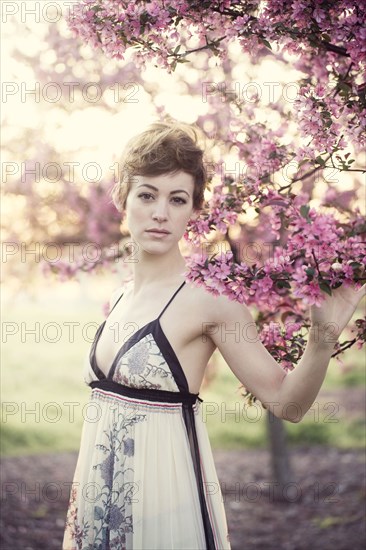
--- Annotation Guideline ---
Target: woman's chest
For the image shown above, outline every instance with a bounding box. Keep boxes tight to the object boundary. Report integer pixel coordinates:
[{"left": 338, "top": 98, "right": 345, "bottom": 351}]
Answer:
[{"left": 94, "top": 310, "right": 216, "bottom": 393}]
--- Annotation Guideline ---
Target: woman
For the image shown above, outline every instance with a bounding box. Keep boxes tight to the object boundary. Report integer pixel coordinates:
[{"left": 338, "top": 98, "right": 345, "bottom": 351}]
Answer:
[{"left": 63, "top": 119, "right": 365, "bottom": 549}]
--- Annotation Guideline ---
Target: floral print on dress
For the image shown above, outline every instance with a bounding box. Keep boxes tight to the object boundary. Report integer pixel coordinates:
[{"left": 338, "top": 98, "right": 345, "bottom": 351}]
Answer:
[
  {"left": 127, "top": 340, "right": 149, "bottom": 375},
  {"left": 64, "top": 485, "right": 91, "bottom": 549},
  {"left": 112, "top": 334, "right": 179, "bottom": 392},
  {"left": 64, "top": 401, "right": 147, "bottom": 549}
]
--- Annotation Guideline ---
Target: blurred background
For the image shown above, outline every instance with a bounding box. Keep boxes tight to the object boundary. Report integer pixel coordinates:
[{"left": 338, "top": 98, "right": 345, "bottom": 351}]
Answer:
[{"left": 1, "top": 2, "right": 365, "bottom": 549}]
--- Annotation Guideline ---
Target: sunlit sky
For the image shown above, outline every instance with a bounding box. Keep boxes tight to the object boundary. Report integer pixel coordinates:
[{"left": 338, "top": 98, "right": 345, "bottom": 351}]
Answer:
[
  {"left": 2, "top": 1, "right": 364, "bottom": 223},
  {"left": 1, "top": 1, "right": 307, "bottom": 170}
]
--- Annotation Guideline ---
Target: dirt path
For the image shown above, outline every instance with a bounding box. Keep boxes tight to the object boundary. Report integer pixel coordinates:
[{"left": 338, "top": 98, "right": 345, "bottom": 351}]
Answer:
[{"left": 1, "top": 445, "right": 365, "bottom": 550}]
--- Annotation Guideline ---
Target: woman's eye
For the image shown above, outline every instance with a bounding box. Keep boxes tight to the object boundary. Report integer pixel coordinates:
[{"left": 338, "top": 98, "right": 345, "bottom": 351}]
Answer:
[
  {"left": 172, "top": 197, "right": 187, "bottom": 204},
  {"left": 138, "top": 193, "right": 154, "bottom": 200}
]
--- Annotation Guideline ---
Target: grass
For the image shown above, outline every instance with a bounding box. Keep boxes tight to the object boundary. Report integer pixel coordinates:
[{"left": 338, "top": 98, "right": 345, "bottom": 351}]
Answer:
[
  {"left": 1, "top": 301, "right": 95, "bottom": 456},
  {"left": 199, "top": 353, "right": 365, "bottom": 451},
  {"left": 1, "top": 299, "right": 365, "bottom": 456}
]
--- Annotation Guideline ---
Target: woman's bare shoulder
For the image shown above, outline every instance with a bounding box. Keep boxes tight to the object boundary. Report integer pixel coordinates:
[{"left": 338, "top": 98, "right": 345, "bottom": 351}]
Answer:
[
  {"left": 184, "top": 280, "right": 251, "bottom": 327},
  {"left": 184, "top": 281, "right": 226, "bottom": 327}
]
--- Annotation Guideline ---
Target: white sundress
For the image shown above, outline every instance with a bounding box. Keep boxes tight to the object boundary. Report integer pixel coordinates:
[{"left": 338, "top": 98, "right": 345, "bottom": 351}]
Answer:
[{"left": 63, "top": 280, "right": 231, "bottom": 549}]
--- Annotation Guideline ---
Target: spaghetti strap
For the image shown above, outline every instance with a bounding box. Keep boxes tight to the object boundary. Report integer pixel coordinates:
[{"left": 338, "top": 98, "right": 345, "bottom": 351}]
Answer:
[
  {"left": 108, "top": 290, "right": 124, "bottom": 315},
  {"left": 157, "top": 280, "right": 186, "bottom": 320},
  {"left": 109, "top": 281, "right": 186, "bottom": 320}
]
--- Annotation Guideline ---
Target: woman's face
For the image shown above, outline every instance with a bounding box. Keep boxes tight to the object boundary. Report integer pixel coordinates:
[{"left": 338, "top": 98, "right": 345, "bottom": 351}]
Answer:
[{"left": 125, "top": 171, "right": 198, "bottom": 252}]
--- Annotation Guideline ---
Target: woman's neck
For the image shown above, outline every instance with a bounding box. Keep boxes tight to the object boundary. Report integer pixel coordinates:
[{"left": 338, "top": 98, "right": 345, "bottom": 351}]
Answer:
[{"left": 130, "top": 249, "right": 187, "bottom": 295}]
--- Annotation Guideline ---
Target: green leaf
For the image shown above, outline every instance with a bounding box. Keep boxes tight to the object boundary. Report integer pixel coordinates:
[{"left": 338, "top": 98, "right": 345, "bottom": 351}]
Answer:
[
  {"left": 305, "top": 267, "right": 315, "bottom": 277},
  {"left": 261, "top": 39, "right": 272, "bottom": 50},
  {"left": 339, "top": 82, "right": 352, "bottom": 93},
  {"left": 319, "top": 281, "right": 332, "bottom": 296},
  {"left": 300, "top": 205, "right": 310, "bottom": 218},
  {"left": 276, "top": 280, "right": 291, "bottom": 289},
  {"left": 315, "top": 156, "right": 326, "bottom": 166}
]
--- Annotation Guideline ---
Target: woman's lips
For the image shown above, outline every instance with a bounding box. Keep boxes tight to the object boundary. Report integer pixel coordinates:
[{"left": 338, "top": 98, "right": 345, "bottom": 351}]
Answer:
[{"left": 145, "top": 230, "right": 170, "bottom": 236}]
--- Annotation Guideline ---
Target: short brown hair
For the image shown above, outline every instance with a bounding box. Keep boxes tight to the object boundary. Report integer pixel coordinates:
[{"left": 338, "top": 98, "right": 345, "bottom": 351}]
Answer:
[{"left": 111, "top": 118, "right": 207, "bottom": 212}]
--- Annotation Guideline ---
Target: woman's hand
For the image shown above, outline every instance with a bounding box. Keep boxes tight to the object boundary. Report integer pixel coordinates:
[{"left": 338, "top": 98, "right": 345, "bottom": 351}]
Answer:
[{"left": 310, "top": 282, "right": 366, "bottom": 341}]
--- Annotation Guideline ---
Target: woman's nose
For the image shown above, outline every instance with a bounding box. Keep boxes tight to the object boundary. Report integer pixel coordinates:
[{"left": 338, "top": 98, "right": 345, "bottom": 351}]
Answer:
[
  {"left": 153, "top": 216, "right": 167, "bottom": 223},
  {"left": 152, "top": 201, "right": 168, "bottom": 221}
]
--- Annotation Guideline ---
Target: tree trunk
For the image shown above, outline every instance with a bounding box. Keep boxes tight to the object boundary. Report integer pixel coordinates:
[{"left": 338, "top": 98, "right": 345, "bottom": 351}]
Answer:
[{"left": 266, "top": 411, "right": 298, "bottom": 502}]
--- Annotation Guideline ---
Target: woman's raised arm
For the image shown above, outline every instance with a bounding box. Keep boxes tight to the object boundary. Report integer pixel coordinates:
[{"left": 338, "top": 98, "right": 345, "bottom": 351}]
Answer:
[{"left": 206, "top": 283, "right": 366, "bottom": 423}]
